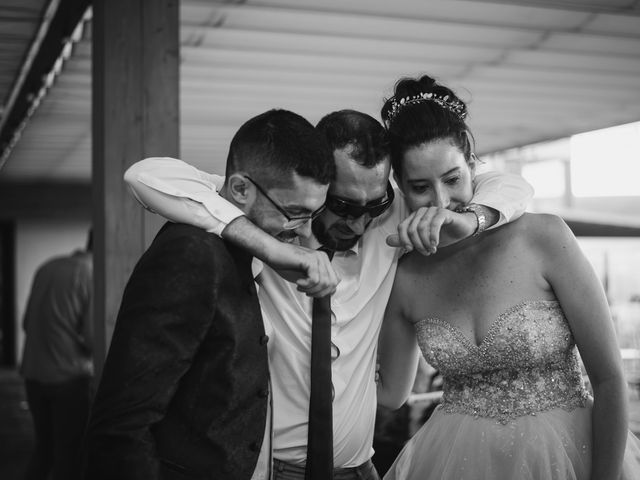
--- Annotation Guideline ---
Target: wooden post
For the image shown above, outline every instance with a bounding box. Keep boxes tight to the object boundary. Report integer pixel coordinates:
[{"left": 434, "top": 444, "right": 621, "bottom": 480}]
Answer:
[{"left": 92, "top": 0, "right": 179, "bottom": 379}]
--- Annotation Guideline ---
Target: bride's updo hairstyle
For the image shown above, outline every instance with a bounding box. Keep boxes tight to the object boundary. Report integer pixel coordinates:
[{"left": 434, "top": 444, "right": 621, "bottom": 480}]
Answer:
[{"left": 381, "top": 75, "right": 474, "bottom": 180}]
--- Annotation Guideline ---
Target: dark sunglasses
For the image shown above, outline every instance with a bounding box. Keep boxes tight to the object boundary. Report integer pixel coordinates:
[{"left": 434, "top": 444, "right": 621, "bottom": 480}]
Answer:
[{"left": 325, "top": 182, "right": 395, "bottom": 219}]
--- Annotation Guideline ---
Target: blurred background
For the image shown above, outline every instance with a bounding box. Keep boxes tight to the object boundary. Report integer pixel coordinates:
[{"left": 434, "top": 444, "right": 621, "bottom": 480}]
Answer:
[{"left": 0, "top": 0, "right": 639, "bottom": 477}]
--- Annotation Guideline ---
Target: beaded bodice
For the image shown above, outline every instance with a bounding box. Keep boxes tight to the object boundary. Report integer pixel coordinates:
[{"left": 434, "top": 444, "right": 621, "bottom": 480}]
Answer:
[{"left": 415, "top": 300, "right": 589, "bottom": 424}]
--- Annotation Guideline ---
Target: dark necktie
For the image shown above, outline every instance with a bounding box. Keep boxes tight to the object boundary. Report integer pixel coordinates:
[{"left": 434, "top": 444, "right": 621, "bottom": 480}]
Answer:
[{"left": 305, "top": 248, "right": 334, "bottom": 480}]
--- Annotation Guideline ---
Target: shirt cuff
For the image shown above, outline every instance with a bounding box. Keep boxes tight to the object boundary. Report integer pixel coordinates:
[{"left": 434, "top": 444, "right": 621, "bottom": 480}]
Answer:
[{"left": 195, "top": 194, "right": 244, "bottom": 236}]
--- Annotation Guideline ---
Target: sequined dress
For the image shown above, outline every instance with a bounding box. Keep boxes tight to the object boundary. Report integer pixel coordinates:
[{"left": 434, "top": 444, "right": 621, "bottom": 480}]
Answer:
[{"left": 384, "top": 300, "right": 640, "bottom": 480}]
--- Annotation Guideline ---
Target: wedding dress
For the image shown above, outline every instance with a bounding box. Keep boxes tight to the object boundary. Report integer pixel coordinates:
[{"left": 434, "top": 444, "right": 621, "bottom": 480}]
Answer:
[{"left": 384, "top": 300, "right": 640, "bottom": 479}]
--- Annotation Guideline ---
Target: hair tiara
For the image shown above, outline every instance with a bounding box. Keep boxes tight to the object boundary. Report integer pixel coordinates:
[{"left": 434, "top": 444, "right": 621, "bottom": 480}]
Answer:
[{"left": 386, "top": 92, "right": 467, "bottom": 125}]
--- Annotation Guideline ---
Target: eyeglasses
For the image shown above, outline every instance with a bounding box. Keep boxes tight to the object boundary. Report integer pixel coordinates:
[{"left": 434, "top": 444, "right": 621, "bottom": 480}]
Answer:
[
  {"left": 245, "top": 176, "right": 326, "bottom": 230},
  {"left": 325, "top": 182, "right": 395, "bottom": 219}
]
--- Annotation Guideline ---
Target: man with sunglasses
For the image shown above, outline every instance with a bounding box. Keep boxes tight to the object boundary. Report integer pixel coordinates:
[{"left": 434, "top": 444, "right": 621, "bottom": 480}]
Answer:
[
  {"left": 124, "top": 110, "right": 533, "bottom": 479},
  {"left": 85, "top": 110, "right": 336, "bottom": 480}
]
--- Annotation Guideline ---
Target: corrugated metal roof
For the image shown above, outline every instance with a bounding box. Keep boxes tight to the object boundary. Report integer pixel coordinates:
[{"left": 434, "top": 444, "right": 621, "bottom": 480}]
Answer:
[{"left": 1, "top": 0, "right": 639, "bottom": 182}]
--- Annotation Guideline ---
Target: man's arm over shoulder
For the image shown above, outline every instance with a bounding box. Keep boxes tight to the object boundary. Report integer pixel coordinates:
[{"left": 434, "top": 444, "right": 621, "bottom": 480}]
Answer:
[
  {"left": 472, "top": 171, "right": 534, "bottom": 227},
  {"left": 84, "top": 225, "right": 220, "bottom": 479},
  {"left": 124, "top": 158, "right": 339, "bottom": 297},
  {"left": 124, "top": 157, "right": 239, "bottom": 235},
  {"left": 125, "top": 157, "right": 277, "bottom": 251},
  {"left": 387, "top": 172, "right": 533, "bottom": 254}
]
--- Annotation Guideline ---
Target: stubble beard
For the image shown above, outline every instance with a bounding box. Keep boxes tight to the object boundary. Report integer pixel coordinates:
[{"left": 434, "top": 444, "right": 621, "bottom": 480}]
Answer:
[{"left": 312, "top": 218, "right": 361, "bottom": 251}]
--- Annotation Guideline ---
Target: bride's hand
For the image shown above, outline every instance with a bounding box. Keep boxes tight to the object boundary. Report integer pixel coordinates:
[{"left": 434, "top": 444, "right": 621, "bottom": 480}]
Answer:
[{"left": 385, "top": 207, "right": 477, "bottom": 255}]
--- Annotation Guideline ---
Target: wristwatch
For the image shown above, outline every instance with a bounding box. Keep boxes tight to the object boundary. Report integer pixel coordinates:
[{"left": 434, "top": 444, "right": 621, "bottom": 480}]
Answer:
[{"left": 456, "top": 204, "right": 486, "bottom": 237}]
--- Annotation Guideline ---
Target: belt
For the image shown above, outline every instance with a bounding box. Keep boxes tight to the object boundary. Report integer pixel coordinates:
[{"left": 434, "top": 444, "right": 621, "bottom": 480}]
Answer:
[{"left": 273, "top": 458, "right": 376, "bottom": 478}]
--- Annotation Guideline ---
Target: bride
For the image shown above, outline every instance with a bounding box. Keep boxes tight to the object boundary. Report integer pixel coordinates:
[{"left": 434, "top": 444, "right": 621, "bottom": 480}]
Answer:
[{"left": 376, "top": 74, "right": 640, "bottom": 479}]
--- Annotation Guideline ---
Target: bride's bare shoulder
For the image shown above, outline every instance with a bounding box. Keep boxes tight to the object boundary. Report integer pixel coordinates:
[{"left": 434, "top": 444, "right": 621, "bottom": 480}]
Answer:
[{"left": 510, "top": 212, "right": 574, "bottom": 250}]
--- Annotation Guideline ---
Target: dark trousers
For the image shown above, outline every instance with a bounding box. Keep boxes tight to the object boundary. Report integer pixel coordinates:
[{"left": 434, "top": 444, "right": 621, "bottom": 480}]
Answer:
[
  {"left": 273, "top": 459, "right": 380, "bottom": 480},
  {"left": 24, "top": 377, "right": 92, "bottom": 480}
]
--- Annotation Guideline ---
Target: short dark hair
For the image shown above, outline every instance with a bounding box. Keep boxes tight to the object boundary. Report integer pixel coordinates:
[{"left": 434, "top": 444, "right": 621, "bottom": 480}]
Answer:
[
  {"left": 225, "top": 109, "right": 335, "bottom": 187},
  {"left": 316, "top": 110, "right": 389, "bottom": 168}
]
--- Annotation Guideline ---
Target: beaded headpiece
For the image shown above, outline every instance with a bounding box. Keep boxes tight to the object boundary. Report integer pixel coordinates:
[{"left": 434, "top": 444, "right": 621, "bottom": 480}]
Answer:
[{"left": 386, "top": 92, "right": 467, "bottom": 125}]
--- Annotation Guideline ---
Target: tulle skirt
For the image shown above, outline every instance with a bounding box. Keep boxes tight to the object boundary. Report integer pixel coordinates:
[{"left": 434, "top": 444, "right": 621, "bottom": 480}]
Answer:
[{"left": 384, "top": 403, "right": 640, "bottom": 480}]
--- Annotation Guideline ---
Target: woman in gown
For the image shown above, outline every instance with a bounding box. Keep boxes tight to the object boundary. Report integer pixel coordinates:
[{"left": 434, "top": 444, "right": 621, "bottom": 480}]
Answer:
[{"left": 376, "top": 74, "right": 640, "bottom": 480}]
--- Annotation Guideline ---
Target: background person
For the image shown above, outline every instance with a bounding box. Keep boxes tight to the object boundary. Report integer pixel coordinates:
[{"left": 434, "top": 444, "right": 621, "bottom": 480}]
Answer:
[{"left": 21, "top": 229, "right": 93, "bottom": 480}]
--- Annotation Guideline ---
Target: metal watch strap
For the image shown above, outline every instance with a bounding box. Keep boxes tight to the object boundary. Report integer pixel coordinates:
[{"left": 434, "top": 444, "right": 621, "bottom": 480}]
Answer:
[{"left": 459, "top": 204, "right": 486, "bottom": 237}]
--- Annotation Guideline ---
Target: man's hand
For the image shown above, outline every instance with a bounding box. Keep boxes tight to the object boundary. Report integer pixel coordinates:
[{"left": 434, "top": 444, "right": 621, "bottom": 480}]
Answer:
[
  {"left": 386, "top": 207, "right": 477, "bottom": 255},
  {"left": 265, "top": 243, "right": 340, "bottom": 298},
  {"left": 222, "top": 217, "right": 339, "bottom": 297}
]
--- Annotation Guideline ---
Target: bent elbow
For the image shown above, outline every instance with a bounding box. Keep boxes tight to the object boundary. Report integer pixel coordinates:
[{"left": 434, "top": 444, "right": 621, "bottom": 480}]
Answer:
[{"left": 377, "top": 388, "right": 409, "bottom": 410}]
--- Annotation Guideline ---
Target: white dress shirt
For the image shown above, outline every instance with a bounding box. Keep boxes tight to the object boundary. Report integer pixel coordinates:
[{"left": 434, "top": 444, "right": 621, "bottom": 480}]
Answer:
[{"left": 124, "top": 158, "right": 533, "bottom": 468}]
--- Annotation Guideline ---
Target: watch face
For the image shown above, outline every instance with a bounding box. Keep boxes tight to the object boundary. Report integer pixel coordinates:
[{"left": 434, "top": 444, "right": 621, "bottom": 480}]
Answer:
[{"left": 456, "top": 204, "right": 486, "bottom": 235}]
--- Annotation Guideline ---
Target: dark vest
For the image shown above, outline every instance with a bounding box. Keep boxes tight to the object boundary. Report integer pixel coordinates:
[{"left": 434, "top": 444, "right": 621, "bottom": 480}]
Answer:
[{"left": 86, "top": 223, "right": 269, "bottom": 480}]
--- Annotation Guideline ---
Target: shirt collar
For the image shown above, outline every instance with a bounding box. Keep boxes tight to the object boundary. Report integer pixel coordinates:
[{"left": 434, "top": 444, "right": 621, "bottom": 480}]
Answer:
[
  {"left": 251, "top": 258, "right": 264, "bottom": 280},
  {"left": 340, "top": 241, "right": 360, "bottom": 257},
  {"left": 301, "top": 234, "right": 361, "bottom": 257}
]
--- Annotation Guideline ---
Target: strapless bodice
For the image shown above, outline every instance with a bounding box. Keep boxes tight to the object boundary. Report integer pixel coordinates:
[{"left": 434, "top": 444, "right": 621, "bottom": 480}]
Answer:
[{"left": 415, "top": 300, "right": 589, "bottom": 424}]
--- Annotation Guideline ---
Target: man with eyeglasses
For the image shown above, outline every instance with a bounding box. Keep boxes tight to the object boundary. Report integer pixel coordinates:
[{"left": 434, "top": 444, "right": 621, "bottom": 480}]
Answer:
[
  {"left": 124, "top": 109, "right": 533, "bottom": 479},
  {"left": 243, "top": 175, "right": 327, "bottom": 243},
  {"left": 84, "top": 110, "right": 337, "bottom": 480}
]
